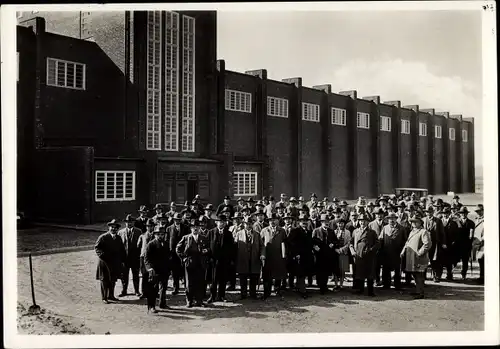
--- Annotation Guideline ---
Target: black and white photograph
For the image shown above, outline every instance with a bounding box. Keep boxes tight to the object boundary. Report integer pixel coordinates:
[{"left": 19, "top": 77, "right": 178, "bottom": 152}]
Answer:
[{"left": 2, "top": 1, "right": 498, "bottom": 347}]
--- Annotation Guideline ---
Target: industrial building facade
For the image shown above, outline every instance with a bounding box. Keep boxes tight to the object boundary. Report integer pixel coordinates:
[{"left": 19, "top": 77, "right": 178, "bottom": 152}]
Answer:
[{"left": 16, "top": 11, "right": 475, "bottom": 224}]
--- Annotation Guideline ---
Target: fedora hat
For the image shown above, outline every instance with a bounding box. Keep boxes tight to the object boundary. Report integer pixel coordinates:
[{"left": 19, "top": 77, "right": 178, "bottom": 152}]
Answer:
[
  {"left": 319, "top": 214, "right": 329, "bottom": 222},
  {"left": 283, "top": 212, "right": 294, "bottom": 220},
  {"left": 214, "top": 214, "right": 228, "bottom": 221},
  {"left": 255, "top": 200, "right": 265, "bottom": 207},
  {"left": 269, "top": 196, "right": 275, "bottom": 201},
  {"left": 146, "top": 218, "right": 156, "bottom": 227},
  {"left": 243, "top": 216, "right": 254, "bottom": 224},
  {"left": 386, "top": 212, "right": 398, "bottom": 220},
  {"left": 442, "top": 207, "right": 452, "bottom": 214},
  {"left": 124, "top": 214, "right": 135, "bottom": 223},
  {"left": 246, "top": 197, "right": 255, "bottom": 203},
  {"left": 297, "top": 213, "right": 309, "bottom": 221},
  {"left": 339, "top": 200, "right": 348, "bottom": 206},
  {"left": 198, "top": 216, "right": 208, "bottom": 224},
  {"left": 298, "top": 196, "right": 305, "bottom": 202},
  {"left": 233, "top": 212, "right": 243, "bottom": 219},
  {"left": 458, "top": 206, "right": 469, "bottom": 214},
  {"left": 289, "top": 197, "right": 298, "bottom": 203},
  {"left": 367, "top": 202, "right": 376, "bottom": 207},
  {"left": 153, "top": 226, "right": 166, "bottom": 234},
  {"left": 156, "top": 213, "right": 168, "bottom": 221},
  {"left": 224, "top": 195, "right": 231, "bottom": 200},
  {"left": 154, "top": 204, "right": 163, "bottom": 210},
  {"left": 409, "top": 215, "right": 424, "bottom": 224},
  {"left": 310, "top": 193, "right": 317, "bottom": 198},
  {"left": 253, "top": 208, "right": 266, "bottom": 216},
  {"left": 204, "top": 204, "right": 214, "bottom": 210},
  {"left": 424, "top": 205, "right": 435, "bottom": 212},
  {"left": 138, "top": 205, "right": 148, "bottom": 213},
  {"left": 373, "top": 207, "right": 385, "bottom": 215},
  {"left": 269, "top": 213, "right": 280, "bottom": 220},
  {"left": 107, "top": 219, "right": 120, "bottom": 228},
  {"left": 357, "top": 214, "right": 369, "bottom": 221},
  {"left": 189, "top": 219, "right": 200, "bottom": 227},
  {"left": 474, "top": 204, "right": 484, "bottom": 212},
  {"left": 237, "top": 197, "right": 244, "bottom": 202},
  {"left": 170, "top": 201, "right": 176, "bottom": 207},
  {"left": 173, "top": 212, "right": 183, "bottom": 220}
]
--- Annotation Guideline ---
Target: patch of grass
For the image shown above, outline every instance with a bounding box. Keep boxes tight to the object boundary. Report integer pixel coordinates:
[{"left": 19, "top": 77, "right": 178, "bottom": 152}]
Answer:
[{"left": 17, "top": 228, "right": 101, "bottom": 253}]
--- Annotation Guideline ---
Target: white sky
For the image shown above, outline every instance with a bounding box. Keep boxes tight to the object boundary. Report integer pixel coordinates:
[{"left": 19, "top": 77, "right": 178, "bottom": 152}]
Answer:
[{"left": 217, "top": 10, "right": 483, "bottom": 166}]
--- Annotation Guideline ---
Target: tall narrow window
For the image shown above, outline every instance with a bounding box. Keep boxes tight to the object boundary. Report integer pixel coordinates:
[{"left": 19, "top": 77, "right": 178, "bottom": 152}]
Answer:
[
  {"left": 356, "top": 112, "right": 370, "bottom": 129},
  {"left": 165, "top": 11, "right": 180, "bottom": 151},
  {"left": 146, "top": 11, "right": 162, "bottom": 150},
  {"left": 331, "top": 107, "right": 346, "bottom": 126},
  {"left": 401, "top": 119, "right": 411, "bottom": 134},
  {"left": 80, "top": 11, "right": 92, "bottom": 40},
  {"left": 462, "top": 129, "right": 468, "bottom": 142},
  {"left": 419, "top": 122, "right": 427, "bottom": 136},
  {"left": 434, "top": 125, "right": 442, "bottom": 139},
  {"left": 380, "top": 115, "right": 391, "bottom": 132},
  {"left": 129, "top": 11, "right": 134, "bottom": 83},
  {"left": 181, "top": 15, "right": 195, "bottom": 152},
  {"left": 449, "top": 128, "right": 456, "bottom": 141}
]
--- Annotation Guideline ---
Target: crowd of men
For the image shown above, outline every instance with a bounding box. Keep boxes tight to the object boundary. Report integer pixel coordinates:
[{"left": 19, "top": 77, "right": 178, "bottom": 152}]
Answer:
[{"left": 94, "top": 192, "right": 485, "bottom": 313}]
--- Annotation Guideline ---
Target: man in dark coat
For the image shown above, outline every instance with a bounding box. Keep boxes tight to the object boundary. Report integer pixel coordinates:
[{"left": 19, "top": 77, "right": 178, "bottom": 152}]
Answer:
[
  {"left": 95, "top": 219, "right": 126, "bottom": 304},
  {"left": 166, "top": 202, "right": 177, "bottom": 225},
  {"left": 135, "top": 206, "right": 149, "bottom": 233},
  {"left": 423, "top": 206, "right": 446, "bottom": 282},
  {"left": 252, "top": 208, "right": 268, "bottom": 235},
  {"left": 287, "top": 214, "right": 311, "bottom": 298},
  {"left": 312, "top": 214, "right": 337, "bottom": 294},
  {"left": 118, "top": 214, "right": 143, "bottom": 297},
  {"left": 441, "top": 207, "right": 460, "bottom": 280},
  {"left": 176, "top": 219, "right": 211, "bottom": 307},
  {"left": 207, "top": 215, "right": 236, "bottom": 303},
  {"left": 152, "top": 204, "right": 164, "bottom": 225},
  {"left": 454, "top": 206, "right": 475, "bottom": 280},
  {"left": 281, "top": 213, "right": 295, "bottom": 290},
  {"left": 368, "top": 208, "right": 386, "bottom": 286},
  {"left": 203, "top": 204, "right": 217, "bottom": 231},
  {"left": 379, "top": 212, "right": 407, "bottom": 290},
  {"left": 168, "top": 213, "right": 189, "bottom": 295},
  {"left": 144, "top": 226, "right": 172, "bottom": 313},
  {"left": 137, "top": 219, "right": 156, "bottom": 299},
  {"left": 350, "top": 214, "right": 381, "bottom": 296}
]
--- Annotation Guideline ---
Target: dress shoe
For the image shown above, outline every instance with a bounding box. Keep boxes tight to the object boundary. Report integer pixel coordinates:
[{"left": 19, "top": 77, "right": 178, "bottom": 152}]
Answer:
[
  {"left": 187, "top": 302, "right": 193, "bottom": 308},
  {"left": 109, "top": 296, "right": 119, "bottom": 302},
  {"left": 118, "top": 292, "right": 127, "bottom": 297},
  {"left": 159, "top": 304, "right": 169, "bottom": 309},
  {"left": 376, "top": 281, "right": 383, "bottom": 287},
  {"left": 102, "top": 299, "right": 109, "bottom": 304},
  {"left": 135, "top": 292, "right": 142, "bottom": 297},
  {"left": 148, "top": 307, "right": 158, "bottom": 314},
  {"left": 172, "top": 289, "right": 179, "bottom": 295},
  {"left": 207, "top": 297, "right": 214, "bottom": 304}
]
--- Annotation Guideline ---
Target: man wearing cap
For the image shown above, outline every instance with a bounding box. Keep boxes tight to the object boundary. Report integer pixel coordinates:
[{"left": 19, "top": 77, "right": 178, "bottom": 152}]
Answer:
[
  {"left": 423, "top": 206, "right": 446, "bottom": 282},
  {"left": 312, "top": 214, "right": 338, "bottom": 294},
  {"left": 472, "top": 205, "right": 484, "bottom": 284},
  {"left": 203, "top": 204, "right": 216, "bottom": 231},
  {"left": 137, "top": 219, "right": 156, "bottom": 299},
  {"left": 207, "top": 215, "right": 236, "bottom": 303},
  {"left": 260, "top": 213, "right": 288, "bottom": 299},
  {"left": 216, "top": 196, "right": 235, "bottom": 218},
  {"left": 144, "top": 226, "right": 172, "bottom": 313},
  {"left": 441, "top": 207, "right": 460, "bottom": 281},
  {"left": 379, "top": 212, "right": 407, "bottom": 290},
  {"left": 95, "top": 220, "right": 127, "bottom": 304},
  {"left": 234, "top": 215, "right": 265, "bottom": 300},
  {"left": 168, "top": 213, "right": 189, "bottom": 295},
  {"left": 401, "top": 214, "right": 432, "bottom": 299},
  {"left": 135, "top": 206, "right": 149, "bottom": 233},
  {"left": 152, "top": 204, "right": 164, "bottom": 225},
  {"left": 350, "top": 214, "right": 380, "bottom": 296},
  {"left": 176, "top": 219, "right": 211, "bottom": 307},
  {"left": 118, "top": 214, "right": 143, "bottom": 297},
  {"left": 369, "top": 208, "right": 387, "bottom": 287}
]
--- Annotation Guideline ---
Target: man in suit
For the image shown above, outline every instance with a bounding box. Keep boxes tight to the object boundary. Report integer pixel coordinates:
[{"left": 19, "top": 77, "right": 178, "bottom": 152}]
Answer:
[
  {"left": 207, "top": 215, "right": 236, "bottom": 303},
  {"left": 368, "top": 208, "right": 386, "bottom": 286},
  {"left": 339, "top": 201, "right": 350, "bottom": 222},
  {"left": 202, "top": 204, "right": 216, "bottom": 231},
  {"left": 472, "top": 205, "right": 484, "bottom": 284},
  {"left": 95, "top": 219, "right": 126, "bottom": 304},
  {"left": 135, "top": 206, "right": 149, "bottom": 233},
  {"left": 176, "top": 219, "right": 211, "bottom": 307},
  {"left": 346, "top": 211, "right": 360, "bottom": 233},
  {"left": 379, "top": 212, "right": 407, "bottom": 290},
  {"left": 265, "top": 196, "right": 276, "bottom": 219},
  {"left": 168, "top": 213, "right": 189, "bottom": 295},
  {"left": 252, "top": 208, "right": 268, "bottom": 234},
  {"left": 423, "top": 206, "right": 446, "bottom": 282},
  {"left": 281, "top": 213, "right": 295, "bottom": 290},
  {"left": 287, "top": 197, "right": 300, "bottom": 219},
  {"left": 227, "top": 212, "right": 243, "bottom": 291},
  {"left": 152, "top": 204, "right": 164, "bottom": 225},
  {"left": 144, "top": 226, "right": 172, "bottom": 313},
  {"left": 441, "top": 207, "right": 460, "bottom": 281},
  {"left": 118, "top": 214, "right": 143, "bottom": 297},
  {"left": 287, "top": 214, "right": 311, "bottom": 298},
  {"left": 137, "top": 219, "right": 156, "bottom": 299},
  {"left": 312, "top": 214, "right": 337, "bottom": 294},
  {"left": 166, "top": 202, "right": 177, "bottom": 225},
  {"left": 350, "top": 214, "right": 381, "bottom": 296},
  {"left": 216, "top": 196, "right": 235, "bottom": 218},
  {"left": 234, "top": 198, "right": 246, "bottom": 213},
  {"left": 454, "top": 206, "right": 475, "bottom": 280},
  {"left": 306, "top": 193, "right": 319, "bottom": 211}
]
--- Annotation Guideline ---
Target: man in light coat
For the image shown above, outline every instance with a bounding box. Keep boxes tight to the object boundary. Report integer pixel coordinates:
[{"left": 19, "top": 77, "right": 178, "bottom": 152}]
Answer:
[
  {"left": 118, "top": 214, "right": 143, "bottom": 297},
  {"left": 401, "top": 214, "right": 432, "bottom": 299},
  {"left": 472, "top": 205, "right": 484, "bottom": 284}
]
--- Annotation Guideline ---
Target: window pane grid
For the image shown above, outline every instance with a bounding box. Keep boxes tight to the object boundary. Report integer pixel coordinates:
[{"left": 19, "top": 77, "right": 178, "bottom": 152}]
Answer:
[
  {"left": 356, "top": 112, "right": 370, "bottom": 129},
  {"left": 181, "top": 15, "right": 195, "bottom": 152},
  {"left": 401, "top": 119, "right": 411, "bottom": 134},
  {"left": 146, "top": 11, "right": 162, "bottom": 150},
  {"left": 380, "top": 115, "right": 391, "bottom": 132},
  {"left": 267, "top": 96, "right": 289, "bottom": 118},
  {"left": 331, "top": 108, "right": 346, "bottom": 126},
  {"left": 164, "top": 11, "right": 180, "bottom": 151},
  {"left": 419, "top": 122, "right": 427, "bottom": 136},
  {"left": 435, "top": 125, "right": 442, "bottom": 139},
  {"left": 46, "top": 58, "right": 85, "bottom": 90},
  {"left": 95, "top": 171, "right": 136, "bottom": 202},
  {"left": 302, "top": 102, "right": 320, "bottom": 122},
  {"left": 225, "top": 89, "right": 252, "bottom": 113},
  {"left": 233, "top": 172, "right": 258, "bottom": 196}
]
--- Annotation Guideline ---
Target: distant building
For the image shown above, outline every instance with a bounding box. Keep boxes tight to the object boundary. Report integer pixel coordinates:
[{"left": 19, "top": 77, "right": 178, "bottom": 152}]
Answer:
[{"left": 17, "top": 12, "right": 475, "bottom": 224}]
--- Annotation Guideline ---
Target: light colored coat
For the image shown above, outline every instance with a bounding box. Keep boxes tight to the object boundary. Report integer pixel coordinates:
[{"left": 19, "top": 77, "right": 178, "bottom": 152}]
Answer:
[
  {"left": 472, "top": 216, "right": 484, "bottom": 259},
  {"left": 402, "top": 228, "right": 431, "bottom": 273},
  {"left": 379, "top": 223, "right": 407, "bottom": 269},
  {"left": 350, "top": 226, "right": 380, "bottom": 279},
  {"left": 234, "top": 227, "right": 265, "bottom": 275},
  {"left": 260, "top": 225, "right": 287, "bottom": 279}
]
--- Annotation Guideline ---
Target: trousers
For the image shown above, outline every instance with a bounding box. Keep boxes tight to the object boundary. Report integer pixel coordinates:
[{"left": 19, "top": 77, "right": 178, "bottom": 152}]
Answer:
[
  {"left": 210, "top": 267, "right": 227, "bottom": 300},
  {"left": 263, "top": 278, "right": 282, "bottom": 298},
  {"left": 100, "top": 280, "right": 116, "bottom": 300},
  {"left": 289, "top": 274, "right": 306, "bottom": 294},
  {"left": 430, "top": 260, "right": 442, "bottom": 279},
  {"left": 148, "top": 274, "right": 169, "bottom": 309},
  {"left": 382, "top": 264, "right": 401, "bottom": 289},
  {"left": 121, "top": 261, "right": 140, "bottom": 294},
  {"left": 239, "top": 274, "right": 258, "bottom": 297},
  {"left": 356, "top": 278, "right": 375, "bottom": 295},
  {"left": 412, "top": 272, "right": 425, "bottom": 295}
]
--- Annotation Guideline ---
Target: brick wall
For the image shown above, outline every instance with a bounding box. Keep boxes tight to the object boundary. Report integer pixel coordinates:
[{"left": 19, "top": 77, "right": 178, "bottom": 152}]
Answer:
[
  {"left": 461, "top": 122, "right": 470, "bottom": 193},
  {"left": 417, "top": 112, "right": 430, "bottom": 190},
  {"left": 447, "top": 118, "right": 459, "bottom": 192},
  {"left": 378, "top": 103, "right": 394, "bottom": 194},
  {"left": 433, "top": 115, "right": 446, "bottom": 194},
  {"left": 355, "top": 99, "right": 376, "bottom": 197},
  {"left": 399, "top": 108, "right": 414, "bottom": 188}
]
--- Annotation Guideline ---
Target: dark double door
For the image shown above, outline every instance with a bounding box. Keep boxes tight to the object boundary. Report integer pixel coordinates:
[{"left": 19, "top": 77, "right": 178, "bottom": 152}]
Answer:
[{"left": 158, "top": 171, "right": 209, "bottom": 205}]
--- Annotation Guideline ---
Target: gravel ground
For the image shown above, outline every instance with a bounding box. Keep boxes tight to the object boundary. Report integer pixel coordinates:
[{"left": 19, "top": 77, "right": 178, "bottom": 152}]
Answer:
[{"left": 17, "top": 250, "right": 484, "bottom": 334}]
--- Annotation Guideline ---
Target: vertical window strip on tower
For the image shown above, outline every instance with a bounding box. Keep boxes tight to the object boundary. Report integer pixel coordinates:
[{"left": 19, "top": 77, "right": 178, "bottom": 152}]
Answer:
[
  {"left": 419, "top": 122, "right": 427, "bottom": 136},
  {"left": 267, "top": 96, "right": 289, "bottom": 118},
  {"left": 435, "top": 125, "right": 442, "bottom": 139},
  {"left": 225, "top": 89, "right": 252, "bottom": 113},
  {"left": 129, "top": 11, "right": 134, "bottom": 83},
  {"left": 181, "top": 15, "right": 195, "bottom": 152},
  {"left": 146, "top": 11, "right": 162, "bottom": 150},
  {"left": 302, "top": 102, "right": 320, "bottom": 122},
  {"left": 449, "top": 128, "right": 456, "bottom": 141},
  {"left": 356, "top": 112, "right": 370, "bottom": 129},
  {"left": 331, "top": 107, "right": 346, "bottom": 126},
  {"left": 401, "top": 119, "right": 411, "bottom": 134},
  {"left": 462, "top": 129, "right": 468, "bottom": 142},
  {"left": 380, "top": 115, "right": 391, "bottom": 132},
  {"left": 165, "top": 11, "right": 180, "bottom": 151}
]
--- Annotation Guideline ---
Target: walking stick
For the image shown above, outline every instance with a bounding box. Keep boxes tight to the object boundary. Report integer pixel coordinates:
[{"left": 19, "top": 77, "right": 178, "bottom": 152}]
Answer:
[{"left": 28, "top": 253, "right": 41, "bottom": 314}]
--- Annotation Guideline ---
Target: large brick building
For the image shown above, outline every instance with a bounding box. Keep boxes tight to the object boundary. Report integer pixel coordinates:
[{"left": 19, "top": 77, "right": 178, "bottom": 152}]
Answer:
[{"left": 16, "top": 11, "right": 476, "bottom": 224}]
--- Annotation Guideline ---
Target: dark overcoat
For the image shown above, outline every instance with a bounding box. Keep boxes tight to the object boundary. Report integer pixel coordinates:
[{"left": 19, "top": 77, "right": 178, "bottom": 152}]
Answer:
[
  {"left": 234, "top": 227, "right": 265, "bottom": 275},
  {"left": 285, "top": 226, "right": 312, "bottom": 277},
  {"left": 95, "top": 232, "right": 126, "bottom": 282},
  {"left": 118, "top": 227, "right": 142, "bottom": 269},
  {"left": 168, "top": 223, "right": 190, "bottom": 271},
  {"left": 207, "top": 227, "right": 236, "bottom": 282},
  {"left": 441, "top": 218, "right": 459, "bottom": 265},
  {"left": 260, "top": 226, "right": 287, "bottom": 280},
  {"left": 144, "top": 238, "right": 172, "bottom": 276},
  {"left": 312, "top": 227, "right": 338, "bottom": 274},
  {"left": 423, "top": 216, "right": 446, "bottom": 262},
  {"left": 453, "top": 218, "right": 474, "bottom": 261},
  {"left": 350, "top": 226, "right": 380, "bottom": 280},
  {"left": 176, "top": 233, "right": 211, "bottom": 289},
  {"left": 379, "top": 223, "right": 407, "bottom": 270},
  {"left": 134, "top": 217, "right": 148, "bottom": 235}
]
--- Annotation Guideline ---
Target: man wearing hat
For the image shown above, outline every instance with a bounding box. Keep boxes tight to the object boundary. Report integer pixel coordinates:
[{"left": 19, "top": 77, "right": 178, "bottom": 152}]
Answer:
[
  {"left": 306, "top": 193, "right": 318, "bottom": 211},
  {"left": 281, "top": 213, "right": 296, "bottom": 290},
  {"left": 235, "top": 198, "right": 247, "bottom": 214},
  {"left": 286, "top": 197, "right": 299, "bottom": 220},
  {"left": 144, "top": 226, "right": 171, "bottom": 313},
  {"left": 379, "top": 212, "right": 407, "bottom": 290},
  {"left": 265, "top": 196, "right": 276, "bottom": 219},
  {"left": 155, "top": 213, "right": 169, "bottom": 231},
  {"left": 166, "top": 202, "right": 177, "bottom": 225},
  {"left": 350, "top": 214, "right": 380, "bottom": 296},
  {"left": 285, "top": 213, "right": 311, "bottom": 298},
  {"left": 452, "top": 206, "right": 474, "bottom": 280},
  {"left": 152, "top": 204, "right": 164, "bottom": 225},
  {"left": 423, "top": 205, "right": 446, "bottom": 282},
  {"left": 135, "top": 205, "right": 149, "bottom": 233},
  {"left": 227, "top": 212, "right": 244, "bottom": 291},
  {"left": 207, "top": 214, "right": 236, "bottom": 303},
  {"left": 451, "top": 195, "right": 462, "bottom": 208},
  {"left": 401, "top": 214, "right": 432, "bottom": 299},
  {"left": 203, "top": 204, "right": 216, "bottom": 230},
  {"left": 137, "top": 219, "right": 156, "bottom": 299},
  {"left": 312, "top": 214, "right": 338, "bottom": 294},
  {"left": 176, "top": 219, "right": 211, "bottom": 307},
  {"left": 168, "top": 213, "right": 189, "bottom": 295},
  {"left": 216, "top": 196, "right": 235, "bottom": 218},
  {"left": 277, "top": 193, "right": 289, "bottom": 208},
  {"left": 260, "top": 213, "right": 288, "bottom": 299},
  {"left": 472, "top": 205, "right": 484, "bottom": 284},
  {"left": 233, "top": 215, "right": 265, "bottom": 300},
  {"left": 262, "top": 196, "right": 270, "bottom": 206},
  {"left": 339, "top": 201, "right": 350, "bottom": 222},
  {"left": 368, "top": 208, "right": 387, "bottom": 286},
  {"left": 441, "top": 207, "right": 460, "bottom": 281},
  {"left": 346, "top": 211, "right": 360, "bottom": 233},
  {"left": 252, "top": 208, "right": 268, "bottom": 234},
  {"left": 180, "top": 208, "right": 194, "bottom": 227},
  {"left": 118, "top": 214, "right": 143, "bottom": 297},
  {"left": 95, "top": 219, "right": 127, "bottom": 304}
]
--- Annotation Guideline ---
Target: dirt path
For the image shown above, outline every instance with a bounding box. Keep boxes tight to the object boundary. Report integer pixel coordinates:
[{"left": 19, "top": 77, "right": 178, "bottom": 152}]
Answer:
[{"left": 17, "top": 250, "right": 484, "bottom": 334}]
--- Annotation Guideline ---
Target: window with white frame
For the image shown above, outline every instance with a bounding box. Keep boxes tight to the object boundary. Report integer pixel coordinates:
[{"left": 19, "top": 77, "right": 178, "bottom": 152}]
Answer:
[
  {"left": 419, "top": 122, "right": 427, "bottom": 136},
  {"left": 380, "top": 115, "right": 391, "bottom": 132},
  {"left": 181, "top": 15, "right": 195, "bottom": 152},
  {"left": 225, "top": 89, "right": 252, "bottom": 113},
  {"left": 356, "top": 112, "right": 370, "bottom": 129},
  {"left": 267, "top": 96, "right": 289, "bottom": 118},
  {"left": 449, "top": 127, "right": 456, "bottom": 141},
  {"left": 462, "top": 129, "right": 468, "bottom": 142},
  {"left": 331, "top": 107, "right": 346, "bottom": 126},
  {"left": 401, "top": 119, "right": 411, "bottom": 134},
  {"left": 165, "top": 11, "right": 180, "bottom": 151},
  {"left": 46, "top": 58, "right": 86, "bottom": 90},
  {"left": 146, "top": 11, "right": 162, "bottom": 150},
  {"left": 233, "top": 172, "right": 258, "bottom": 196},
  {"left": 302, "top": 102, "right": 320, "bottom": 122},
  {"left": 95, "top": 171, "right": 136, "bottom": 202},
  {"left": 435, "top": 125, "right": 442, "bottom": 139}
]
